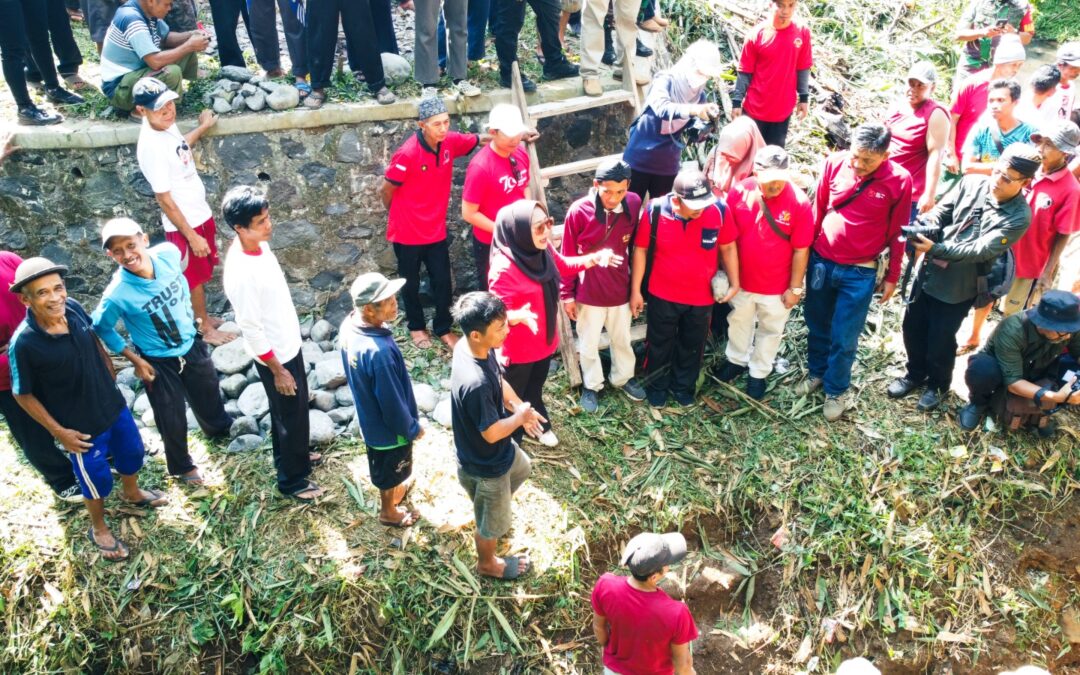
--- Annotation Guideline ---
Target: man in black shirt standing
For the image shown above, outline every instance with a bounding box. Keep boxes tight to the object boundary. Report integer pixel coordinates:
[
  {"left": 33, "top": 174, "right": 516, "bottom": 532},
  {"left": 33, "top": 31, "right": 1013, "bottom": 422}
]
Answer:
[
  {"left": 8, "top": 258, "right": 166, "bottom": 564},
  {"left": 450, "top": 292, "right": 545, "bottom": 580}
]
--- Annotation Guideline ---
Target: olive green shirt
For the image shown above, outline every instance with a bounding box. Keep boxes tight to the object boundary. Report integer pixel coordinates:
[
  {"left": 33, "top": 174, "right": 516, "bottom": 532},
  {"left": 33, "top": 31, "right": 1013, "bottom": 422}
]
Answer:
[
  {"left": 958, "top": 0, "right": 1029, "bottom": 69},
  {"left": 921, "top": 175, "right": 1031, "bottom": 305},
  {"left": 983, "top": 312, "right": 1080, "bottom": 385}
]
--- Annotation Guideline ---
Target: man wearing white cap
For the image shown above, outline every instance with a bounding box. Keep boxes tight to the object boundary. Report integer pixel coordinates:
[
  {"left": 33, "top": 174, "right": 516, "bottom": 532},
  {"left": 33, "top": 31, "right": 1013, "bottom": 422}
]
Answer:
[
  {"left": 92, "top": 218, "right": 233, "bottom": 486},
  {"left": 954, "top": 0, "right": 1032, "bottom": 80},
  {"left": 134, "top": 76, "right": 234, "bottom": 347},
  {"left": 591, "top": 531, "right": 697, "bottom": 675},
  {"left": 1054, "top": 42, "right": 1080, "bottom": 120},
  {"left": 884, "top": 62, "right": 950, "bottom": 216},
  {"left": 462, "top": 104, "right": 538, "bottom": 291}
]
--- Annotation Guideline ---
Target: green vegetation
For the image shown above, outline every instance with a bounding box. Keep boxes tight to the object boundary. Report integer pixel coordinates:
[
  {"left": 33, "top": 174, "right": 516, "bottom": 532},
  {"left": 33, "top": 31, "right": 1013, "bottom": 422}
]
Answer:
[{"left": 1033, "top": 0, "right": 1080, "bottom": 43}]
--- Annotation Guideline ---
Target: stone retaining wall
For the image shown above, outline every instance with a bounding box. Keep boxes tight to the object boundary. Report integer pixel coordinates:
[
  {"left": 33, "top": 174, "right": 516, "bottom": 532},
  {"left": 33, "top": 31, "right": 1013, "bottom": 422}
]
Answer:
[{"left": 0, "top": 98, "right": 633, "bottom": 326}]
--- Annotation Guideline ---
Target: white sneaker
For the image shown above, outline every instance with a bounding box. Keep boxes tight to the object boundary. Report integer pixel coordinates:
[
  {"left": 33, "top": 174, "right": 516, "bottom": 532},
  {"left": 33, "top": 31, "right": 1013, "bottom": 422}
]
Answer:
[
  {"left": 454, "top": 79, "right": 482, "bottom": 97},
  {"left": 421, "top": 86, "right": 439, "bottom": 99}
]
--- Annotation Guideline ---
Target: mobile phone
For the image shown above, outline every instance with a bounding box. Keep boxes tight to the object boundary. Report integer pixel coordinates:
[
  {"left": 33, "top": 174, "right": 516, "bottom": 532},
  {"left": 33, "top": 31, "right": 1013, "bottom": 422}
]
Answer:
[{"left": 995, "top": 18, "right": 1008, "bottom": 28}]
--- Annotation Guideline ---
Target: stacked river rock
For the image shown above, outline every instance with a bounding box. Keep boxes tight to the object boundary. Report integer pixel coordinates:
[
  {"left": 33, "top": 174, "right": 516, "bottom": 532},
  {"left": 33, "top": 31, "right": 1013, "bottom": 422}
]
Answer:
[
  {"left": 120, "top": 317, "right": 454, "bottom": 455},
  {"left": 204, "top": 66, "right": 302, "bottom": 114}
]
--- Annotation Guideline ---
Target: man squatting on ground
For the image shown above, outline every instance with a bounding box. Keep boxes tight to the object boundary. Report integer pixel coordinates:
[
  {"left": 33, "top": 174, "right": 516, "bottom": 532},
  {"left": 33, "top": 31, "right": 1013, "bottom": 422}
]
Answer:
[
  {"left": 9, "top": 257, "right": 167, "bottom": 563},
  {"left": 221, "top": 186, "right": 323, "bottom": 503},
  {"left": 450, "top": 292, "right": 546, "bottom": 580},
  {"left": 92, "top": 218, "right": 233, "bottom": 486},
  {"left": 340, "top": 272, "right": 423, "bottom": 528}
]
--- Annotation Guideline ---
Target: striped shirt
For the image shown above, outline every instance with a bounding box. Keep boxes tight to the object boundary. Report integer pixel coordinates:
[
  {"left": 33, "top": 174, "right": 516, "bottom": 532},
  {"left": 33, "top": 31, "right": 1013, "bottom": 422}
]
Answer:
[{"left": 100, "top": 0, "right": 171, "bottom": 97}]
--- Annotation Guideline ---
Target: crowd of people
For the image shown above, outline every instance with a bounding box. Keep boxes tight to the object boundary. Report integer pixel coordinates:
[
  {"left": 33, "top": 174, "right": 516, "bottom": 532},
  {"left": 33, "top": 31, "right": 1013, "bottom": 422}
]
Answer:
[{"left": 3, "top": 0, "right": 1080, "bottom": 672}]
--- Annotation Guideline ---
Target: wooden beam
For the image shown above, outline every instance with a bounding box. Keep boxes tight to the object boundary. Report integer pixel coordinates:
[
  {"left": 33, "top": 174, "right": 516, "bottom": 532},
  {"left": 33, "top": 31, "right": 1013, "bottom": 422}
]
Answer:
[
  {"left": 540, "top": 154, "right": 625, "bottom": 181},
  {"left": 528, "top": 90, "right": 636, "bottom": 120}
]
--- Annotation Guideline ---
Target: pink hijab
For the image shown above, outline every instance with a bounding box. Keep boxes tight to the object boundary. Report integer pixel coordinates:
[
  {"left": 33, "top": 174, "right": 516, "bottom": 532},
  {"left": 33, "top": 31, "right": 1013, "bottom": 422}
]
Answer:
[{"left": 706, "top": 116, "right": 766, "bottom": 194}]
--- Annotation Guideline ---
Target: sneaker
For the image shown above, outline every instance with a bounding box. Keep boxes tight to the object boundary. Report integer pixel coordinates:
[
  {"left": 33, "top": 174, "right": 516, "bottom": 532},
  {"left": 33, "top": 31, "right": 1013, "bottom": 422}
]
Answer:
[
  {"left": 672, "top": 390, "right": 695, "bottom": 406},
  {"left": 500, "top": 74, "right": 537, "bottom": 92},
  {"left": 957, "top": 403, "right": 985, "bottom": 431},
  {"left": 823, "top": 392, "right": 852, "bottom": 422},
  {"left": 621, "top": 378, "right": 647, "bottom": 402},
  {"left": 56, "top": 485, "right": 83, "bottom": 503},
  {"left": 886, "top": 377, "right": 922, "bottom": 399},
  {"left": 376, "top": 87, "right": 397, "bottom": 105},
  {"left": 420, "top": 85, "right": 439, "bottom": 99},
  {"left": 745, "top": 376, "right": 766, "bottom": 400},
  {"left": 454, "top": 79, "right": 482, "bottom": 97},
  {"left": 647, "top": 388, "right": 667, "bottom": 408},
  {"left": 580, "top": 388, "right": 599, "bottom": 413},
  {"left": 916, "top": 388, "right": 943, "bottom": 411},
  {"left": 794, "top": 376, "right": 823, "bottom": 396},
  {"left": 45, "top": 86, "right": 84, "bottom": 105},
  {"left": 601, "top": 48, "right": 616, "bottom": 66},
  {"left": 583, "top": 77, "right": 602, "bottom": 97},
  {"left": 17, "top": 105, "right": 62, "bottom": 126},
  {"left": 714, "top": 361, "right": 748, "bottom": 383},
  {"left": 543, "top": 60, "right": 579, "bottom": 80}
]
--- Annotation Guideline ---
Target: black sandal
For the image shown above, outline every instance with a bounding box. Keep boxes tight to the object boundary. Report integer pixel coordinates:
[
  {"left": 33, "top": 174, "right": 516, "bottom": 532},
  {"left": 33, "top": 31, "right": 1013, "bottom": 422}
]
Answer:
[{"left": 285, "top": 480, "right": 323, "bottom": 503}]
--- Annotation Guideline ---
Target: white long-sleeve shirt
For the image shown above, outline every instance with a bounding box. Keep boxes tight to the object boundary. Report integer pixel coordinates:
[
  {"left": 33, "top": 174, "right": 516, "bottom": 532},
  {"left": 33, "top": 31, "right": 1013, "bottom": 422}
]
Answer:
[{"left": 222, "top": 239, "right": 302, "bottom": 363}]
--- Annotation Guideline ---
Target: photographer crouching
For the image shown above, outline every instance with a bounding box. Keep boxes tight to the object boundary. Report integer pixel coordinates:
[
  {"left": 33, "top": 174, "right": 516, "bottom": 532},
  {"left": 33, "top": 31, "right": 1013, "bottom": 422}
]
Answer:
[
  {"left": 959, "top": 291, "right": 1080, "bottom": 436},
  {"left": 888, "top": 144, "right": 1039, "bottom": 411}
]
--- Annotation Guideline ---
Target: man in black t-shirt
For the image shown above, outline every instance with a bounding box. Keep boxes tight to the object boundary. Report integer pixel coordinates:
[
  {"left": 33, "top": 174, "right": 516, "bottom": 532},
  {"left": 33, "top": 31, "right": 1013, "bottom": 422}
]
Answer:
[
  {"left": 8, "top": 258, "right": 166, "bottom": 564},
  {"left": 450, "top": 292, "right": 545, "bottom": 580}
]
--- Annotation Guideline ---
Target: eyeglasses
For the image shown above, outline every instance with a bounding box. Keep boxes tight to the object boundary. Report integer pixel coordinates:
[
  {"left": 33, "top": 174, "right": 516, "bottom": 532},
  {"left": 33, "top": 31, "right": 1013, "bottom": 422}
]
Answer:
[
  {"left": 531, "top": 217, "right": 553, "bottom": 233},
  {"left": 508, "top": 155, "right": 522, "bottom": 183},
  {"left": 991, "top": 167, "right": 1023, "bottom": 185}
]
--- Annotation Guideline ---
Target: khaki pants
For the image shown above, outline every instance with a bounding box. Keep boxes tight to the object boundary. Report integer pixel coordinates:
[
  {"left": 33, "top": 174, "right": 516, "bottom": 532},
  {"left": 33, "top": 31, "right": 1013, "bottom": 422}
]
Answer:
[
  {"left": 725, "top": 290, "right": 793, "bottom": 379},
  {"left": 576, "top": 302, "right": 636, "bottom": 391},
  {"left": 579, "top": 0, "right": 641, "bottom": 78},
  {"left": 108, "top": 51, "right": 199, "bottom": 111},
  {"left": 1002, "top": 277, "right": 1036, "bottom": 317}
]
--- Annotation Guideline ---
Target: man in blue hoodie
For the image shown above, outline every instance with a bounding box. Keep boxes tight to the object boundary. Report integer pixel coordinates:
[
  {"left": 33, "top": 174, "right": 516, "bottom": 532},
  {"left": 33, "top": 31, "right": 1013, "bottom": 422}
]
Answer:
[
  {"left": 340, "top": 272, "right": 423, "bottom": 528},
  {"left": 92, "top": 218, "right": 233, "bottom": 486}
]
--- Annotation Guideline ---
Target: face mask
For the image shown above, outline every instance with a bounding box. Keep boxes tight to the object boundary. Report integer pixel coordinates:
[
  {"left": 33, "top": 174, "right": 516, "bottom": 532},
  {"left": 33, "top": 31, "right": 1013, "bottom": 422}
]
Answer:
[{"left": 686, "top": 71, "right": 709, "bottom": 89}]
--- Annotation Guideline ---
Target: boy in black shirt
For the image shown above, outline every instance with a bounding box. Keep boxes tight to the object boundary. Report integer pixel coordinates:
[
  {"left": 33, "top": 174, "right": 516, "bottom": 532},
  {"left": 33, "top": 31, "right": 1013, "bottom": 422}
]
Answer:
[{"left": 450, "top": 292, "right": 545, "bottom": 580}]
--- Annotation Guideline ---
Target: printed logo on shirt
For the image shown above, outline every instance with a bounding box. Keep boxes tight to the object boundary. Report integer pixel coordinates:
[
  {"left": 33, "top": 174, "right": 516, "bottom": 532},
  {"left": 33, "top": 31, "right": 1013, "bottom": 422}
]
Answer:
[
  {"left": 1036, "top": 193, "right": 1053, "bottom": 210},
  {"left": 794, "top": 37, "right": 803, "bottom": 48},
  {"left": 176, "top": 140, "right": 193, "bottom": 168},
  {"left": 870, "top": 190, "right": 887, "bottom": 200},
  {"left": 498, "top": 168, "right": 529, "bottom": 193},
  {"left": 139, "top": 277, "right": 188, "bottom": 348},
  {"left": 779, "top": 210, "right": 791, "bottom": 223}
]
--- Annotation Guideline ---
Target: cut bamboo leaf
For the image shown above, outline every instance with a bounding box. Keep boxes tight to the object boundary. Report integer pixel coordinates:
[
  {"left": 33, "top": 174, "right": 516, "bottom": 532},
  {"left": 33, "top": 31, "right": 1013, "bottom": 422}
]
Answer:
[
  {"left": 486, "top": 600, "right": 522, "bottom": 652},
  {"left": 425, "top": 598, "right": 462, "bottom": 650}
]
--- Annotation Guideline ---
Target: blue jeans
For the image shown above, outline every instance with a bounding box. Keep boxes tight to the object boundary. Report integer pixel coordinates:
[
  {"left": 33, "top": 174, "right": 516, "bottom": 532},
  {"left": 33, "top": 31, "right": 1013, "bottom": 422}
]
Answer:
[
  {"left": 438, "top": 0, "right": 491, "bottom": 68},
  {"left": 803, "top": 251, "right": 878, "bottom": 397}
]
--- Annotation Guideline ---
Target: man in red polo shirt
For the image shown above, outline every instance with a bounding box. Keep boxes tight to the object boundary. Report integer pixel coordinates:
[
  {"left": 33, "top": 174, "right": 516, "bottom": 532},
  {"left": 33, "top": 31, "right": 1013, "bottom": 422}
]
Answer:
[
  {"left": 801, "top": 123, "right": 912, "bottom": 422},
  {"left": 630, "top": 170, "right": 739, "bottom": 408},
  {"left": 714, "top": 146, "right": 813, "bottom": 400},
  {"left": 382, "top": 97, "right": 483, "bottom": 350},
  {"left": 462, "top": 104, "right": 536, "bottom": 291}
]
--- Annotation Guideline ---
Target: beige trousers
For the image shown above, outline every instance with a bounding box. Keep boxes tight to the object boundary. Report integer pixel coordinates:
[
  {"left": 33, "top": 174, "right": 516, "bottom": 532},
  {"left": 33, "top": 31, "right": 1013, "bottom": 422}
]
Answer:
[
  {"left": 577, "top": 302, "right": 636, "bottom": 391},
  {"left": 579, "top": 0, "right": 641, "bottom": 78},
  {"left": 725, "top": 290, "right": 793, "bottom": 379}
]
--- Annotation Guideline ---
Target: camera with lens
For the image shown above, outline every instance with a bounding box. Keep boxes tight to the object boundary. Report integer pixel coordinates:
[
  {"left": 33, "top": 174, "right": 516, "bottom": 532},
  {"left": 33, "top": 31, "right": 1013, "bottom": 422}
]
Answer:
[
  {"left": 900, "top": 218, "right": 943, "bottom": 243},
  {"left": 683, "top": 115, "right": 718, "bottom": 145}
]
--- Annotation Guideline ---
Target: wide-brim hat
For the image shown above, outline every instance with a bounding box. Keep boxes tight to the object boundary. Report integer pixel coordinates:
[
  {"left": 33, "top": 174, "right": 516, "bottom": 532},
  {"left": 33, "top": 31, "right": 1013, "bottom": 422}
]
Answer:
[
  {"left": 1027, "top": 290, "right": 1080, "bottom": 333},
  {"left": 350, "top": 272, "right": 406, "bottom": 307},
  {"left": 9, "top": 257, "right": 68, "bottom": 293}
]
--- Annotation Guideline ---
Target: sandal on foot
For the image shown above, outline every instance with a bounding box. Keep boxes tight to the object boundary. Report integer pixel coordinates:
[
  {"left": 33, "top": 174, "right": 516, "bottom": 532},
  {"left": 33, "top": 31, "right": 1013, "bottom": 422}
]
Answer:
[
  {"left": 123, "top": 488, "right": 168, "bottom": 508},
  {"left": 63, "top": 74, "right": 92, "bottom": 91},
  {"left": 285, "top": 480, "right": 323, "bottom": 503},
  {"left": 492, "top": 555, "right": 528, "bottom": 580},
  {"left": 295, "top": 81, "right": 312, "bottom": 100},
  {"left": 178, "top": 470, "right": 204, "bottom": 486},
  {"left": 309, "top": 451, "right": 324, "bottom": 467},
  {"left": 375, "top": 87, "right": 397, "bottom": 105},
  {"left": 86, "top": 527, "right": 129, "bottom": 563},
  {"left": 410, "top": 330, "right": 434, "bottom": 349},
  {"left": 303, "top": 91, "right": 326, "bottom": 109},
  {"left": 378, "top": 509, "right": 420, "bottom": 528}
]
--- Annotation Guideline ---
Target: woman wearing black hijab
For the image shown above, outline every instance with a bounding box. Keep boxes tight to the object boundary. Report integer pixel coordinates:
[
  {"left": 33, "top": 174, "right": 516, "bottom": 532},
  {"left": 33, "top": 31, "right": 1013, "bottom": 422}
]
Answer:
[{"left": 489, "top": 199, "right": 622, "bottom": 447}]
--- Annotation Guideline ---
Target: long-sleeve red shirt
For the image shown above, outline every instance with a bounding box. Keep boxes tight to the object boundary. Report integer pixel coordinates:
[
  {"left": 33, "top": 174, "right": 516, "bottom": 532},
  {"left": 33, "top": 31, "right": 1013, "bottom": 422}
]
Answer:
[{"left": 559, "top": 191, "right": 641, "bottom": 306}]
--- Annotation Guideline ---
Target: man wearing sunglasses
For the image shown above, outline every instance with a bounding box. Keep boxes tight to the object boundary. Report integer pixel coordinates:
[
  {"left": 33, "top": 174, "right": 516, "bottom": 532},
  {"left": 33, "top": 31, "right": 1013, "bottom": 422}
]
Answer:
[{"left": 889, "top": 143, "right": 1037, "bottom": 412}]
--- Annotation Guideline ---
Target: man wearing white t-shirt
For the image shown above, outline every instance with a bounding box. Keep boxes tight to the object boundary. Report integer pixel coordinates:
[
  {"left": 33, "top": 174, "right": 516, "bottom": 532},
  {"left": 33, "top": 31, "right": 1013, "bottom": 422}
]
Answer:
[{"left": 134, "top": 76, "right": 233, "bottom": 346}]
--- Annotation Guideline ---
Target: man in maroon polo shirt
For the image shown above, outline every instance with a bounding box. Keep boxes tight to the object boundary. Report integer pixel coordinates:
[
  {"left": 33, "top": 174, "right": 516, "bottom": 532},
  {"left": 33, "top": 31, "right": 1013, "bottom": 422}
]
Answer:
[
  {"left": 801, "top": 123, "right": 912, "bottom": 422},
  {"left": 561, "top": 158, "right": 648, "bottom": 413},
  {"left": 381, "top": 97, "right": 483, "bottom": 350},
  {"left": 630, "top": 170, "right": 739, "bottom": 408}
]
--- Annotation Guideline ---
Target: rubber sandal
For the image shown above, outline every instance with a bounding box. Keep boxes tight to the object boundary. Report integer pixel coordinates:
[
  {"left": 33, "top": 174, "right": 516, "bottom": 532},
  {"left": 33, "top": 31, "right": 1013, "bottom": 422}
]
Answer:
[
  {"left": 411, "top": 331, "right": 434, "bottom": 349},
  {"left": 123, "top": 488, "right": 168, "bottom": 508},
  {"left": 285, "top": 480, "right": 323, "bottom": 503},
  {"left": 63, "top": 74, "right": 92, "bottom": 91},
  {"left": 303, "top": 91, "right": 326, "bottom": 109},
  {"left": 178, "top": 470, "right": 204, "bottom": 486},
  {"left": 378, "top": 509, "right": 420, "bottom": 528},
  {"left": 493, "top": 555, "right": 528, "bottom": 580},
  {"left": 86, "top": 527, "right": 129, "bottom": 563},
  {"left": 295, "top": 81, "right": 312, "bottom": 100}
]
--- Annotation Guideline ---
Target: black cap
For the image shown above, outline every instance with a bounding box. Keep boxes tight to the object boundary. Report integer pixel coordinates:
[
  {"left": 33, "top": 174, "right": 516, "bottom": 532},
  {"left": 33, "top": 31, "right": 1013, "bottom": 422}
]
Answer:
[
  {"left": 620, "top": 532, "right": 688, "bottom": 577},
  {"left": 1027, "top": 290, "right": 1080, "bottom": 333},
  {"left": 672, "top": 170, "right": 716, "bottom": 209}
]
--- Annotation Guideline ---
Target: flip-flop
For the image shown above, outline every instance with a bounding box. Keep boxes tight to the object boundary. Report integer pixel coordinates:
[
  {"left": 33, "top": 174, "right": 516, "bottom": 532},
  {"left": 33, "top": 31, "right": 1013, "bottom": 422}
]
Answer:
[
  {"left": 309, "top": 451, "right": 324, "bottom": 467},
  {"left": 123, "top": 489, "right": 168, "bottom": 508},
  {"left": 285, "top": 480, "right": 323, "bottom": 503},
  {"left": 86, "top": 527, "right": 129, "bottom": 563},
  {"left": 410, "top": 332, "right": 434, "bottom": 349},
  {"left": 378, "top": 509, "right": 420, "bottom": 528},
  {"left": 295, "top": 81, "right": 312, "bottom": 100},
  {"left": 494, "top": 555, "right": 528, "bottom": 580},
  {"left": 178, "top": 471, "right": 204, "bottom": 486}
]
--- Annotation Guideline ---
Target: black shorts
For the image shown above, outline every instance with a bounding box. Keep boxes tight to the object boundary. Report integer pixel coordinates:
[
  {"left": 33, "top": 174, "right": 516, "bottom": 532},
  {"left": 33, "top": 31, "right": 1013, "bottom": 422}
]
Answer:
[{"left": 366, "top": 443, "right": 413, "bottom": 490}]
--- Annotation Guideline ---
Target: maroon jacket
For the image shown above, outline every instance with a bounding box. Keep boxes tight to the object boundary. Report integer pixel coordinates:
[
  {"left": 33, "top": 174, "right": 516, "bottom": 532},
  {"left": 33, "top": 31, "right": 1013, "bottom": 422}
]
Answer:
[{"left": 559, "top": 191, "right": 642, "bottom": 307}]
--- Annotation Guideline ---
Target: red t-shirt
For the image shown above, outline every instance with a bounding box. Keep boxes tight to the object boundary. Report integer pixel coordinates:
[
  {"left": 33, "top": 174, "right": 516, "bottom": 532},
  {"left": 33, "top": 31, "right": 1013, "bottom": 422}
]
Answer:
[
  {"left": 0, "top": 252, "right": 26, "bottom": 392},
  {"left": 950, "top": 71, "right": 992, "bottom": 160},
  {"left": 1014, "top": 166, "right": 1080, "bottom": 279},
  {"left": 489, "top": 247, "right": 585, "bottom": 365},
  {"left": 591, "top": 573, "right": 698, "bottom": 675},
  {"left": 739, "top": 20, "right": 813, "bottom": 123},
  {"left": 462, "top": 144, "right": 530, "bottom": 245},
  {"left": 635, "top": 195, "right": 736, "bottom": 306},
  {"left": 812, "top": 152, "right": 912, "bottom": 284},
  {"left": 885, "top": 98, "right": 948, "bottom": 201},
  {"left": 385, "top": 130, "right": 479, "bottom": 245},
  {"left": 727, "top": 178, "right": 814, "bottom": 295}
]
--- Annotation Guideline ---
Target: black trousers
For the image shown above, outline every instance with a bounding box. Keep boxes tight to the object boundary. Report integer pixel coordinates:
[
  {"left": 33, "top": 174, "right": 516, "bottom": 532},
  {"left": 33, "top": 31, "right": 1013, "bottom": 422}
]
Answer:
[
  {"left": 644, "top": 296, "right": 711, "bottom": 396},
  {"left": 207, "top": 0, "right": 253, "bottom": 68},
  {"left": 373, "top": 0, "right": 398, "bottom": 54},
  {"left": 394, "top": 239, "right": 454, "bottom": 337},
  {"left": 902, "top": 290, "right": 973, "bottom": 392},
  {"left": 142, "top": 339, "right": 232, "bottom": 476},
  {"left": 494, "top": 0, "right": 567, "bottom": 77},
  {"left": 964, "top": 352, "right": 1068, "bottom": 407},
  {"left": 0, "top": 388, "right": 76, "bottom": 494},
  {"left": 306, "top": 0, "right": 385, "bottom": 92},
  {"left": 24, "top": 0, "right": 82, "bottom": 80},
  {"left": 750, "top": 115, "right": 792, "bottom": 148},
  {"left": 0, "top": 0, "right": 61, "bottom": 106},
  {"left": 255, "top": 352, "right": 313, "bottom": 494},
  {"left": 503, "top": 354, "right": 553, "bottom": 434},
  {"left": 471, "top": 235, "right": 491, "bottom": 292},
  {"left": 628, "top": 169, "right": 676, "bottom": 204}
]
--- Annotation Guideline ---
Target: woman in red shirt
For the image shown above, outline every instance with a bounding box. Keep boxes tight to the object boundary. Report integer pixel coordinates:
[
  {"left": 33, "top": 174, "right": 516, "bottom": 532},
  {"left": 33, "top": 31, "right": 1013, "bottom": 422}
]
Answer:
[{"left": 489, "top": 200, "right": 622, "bottom": 447}]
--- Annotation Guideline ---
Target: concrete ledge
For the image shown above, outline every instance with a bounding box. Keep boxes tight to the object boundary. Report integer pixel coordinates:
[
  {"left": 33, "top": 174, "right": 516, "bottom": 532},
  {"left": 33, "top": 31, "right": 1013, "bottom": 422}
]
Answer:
[{"left": 12, "top": 75, "right": 637, "bottom": 151}]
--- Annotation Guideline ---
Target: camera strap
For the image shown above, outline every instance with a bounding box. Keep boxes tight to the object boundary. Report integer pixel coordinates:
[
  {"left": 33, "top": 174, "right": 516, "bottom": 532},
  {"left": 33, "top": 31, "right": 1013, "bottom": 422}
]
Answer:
[
  {"left": 827, "top": 177, "right": 874, "bottom": 213},
  {"left": 754, "top": 190, "right": 790, "bottom": 242}
]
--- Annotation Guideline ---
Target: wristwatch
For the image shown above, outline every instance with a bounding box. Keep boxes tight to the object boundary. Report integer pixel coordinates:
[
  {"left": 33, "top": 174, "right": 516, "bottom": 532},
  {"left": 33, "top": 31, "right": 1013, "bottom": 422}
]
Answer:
[
  {"left": 790, "top": 287, "right": 804, "bottom": 297},
  {"left": 1034, "top": 387, "right": 1048, "bottom": 408}
]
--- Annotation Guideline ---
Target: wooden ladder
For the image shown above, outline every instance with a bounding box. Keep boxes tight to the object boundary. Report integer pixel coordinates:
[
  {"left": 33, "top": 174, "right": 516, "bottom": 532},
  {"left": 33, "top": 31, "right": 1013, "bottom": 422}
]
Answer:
[{"left": 507, "top": 59, "right": 643, "bottom": 388}]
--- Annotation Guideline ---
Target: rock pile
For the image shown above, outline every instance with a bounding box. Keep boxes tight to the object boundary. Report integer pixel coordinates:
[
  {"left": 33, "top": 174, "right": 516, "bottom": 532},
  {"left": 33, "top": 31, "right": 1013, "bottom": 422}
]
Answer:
[
  {"left": 203, "top": 66, "right": 302, "bottom": 114},
  {"left": 121, "top": 317, "right": 454, "bottom": 455}
]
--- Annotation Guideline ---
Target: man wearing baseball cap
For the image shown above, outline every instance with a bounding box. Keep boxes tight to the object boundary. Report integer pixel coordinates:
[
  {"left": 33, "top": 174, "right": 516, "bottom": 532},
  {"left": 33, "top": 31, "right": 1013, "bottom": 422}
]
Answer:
[
  {"left": 591, "top": 532, "right": 698, "bottom": 674},
  {"left": 959, "top": 290, "right": 1080, "bottom": 435},
  {"left": 134, "top": 76, "right": 234, "bottom": 347},
  {"left": 630, "top": 169, "right": 739, "bottom": 407},
  {"left": 885, "top": 62, "right": 950, "bottom": 217},
  {"left": 339, "top": 272, "right": 423, "bottom": 527},
  {"left": 381, "top": 97, "right": 488, "bottom": 351},
  {"left": 1054, "top": 42, "right": 1080, "bottom": 118},
  {"left": 462, "top": 104, "right": 539, "bottom": 291},
  {"left": 91, "top": 218, "right": 233, "bottom": 487},
  {"left": 714, "top": 146, "right": 813, "bottom": 400},
  {"left": 8, "top": 257, "right": 167, "bottom": 563}
]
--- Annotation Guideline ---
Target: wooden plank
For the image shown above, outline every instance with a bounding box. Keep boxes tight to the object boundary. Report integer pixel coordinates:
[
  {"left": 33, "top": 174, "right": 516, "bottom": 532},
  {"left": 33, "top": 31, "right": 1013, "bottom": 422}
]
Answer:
[
  {"left": 528, "top": 90, "right": 635, "bottom": 120},
  {"left": 541, "top": 154, "right": 624, "bottom": 181}
]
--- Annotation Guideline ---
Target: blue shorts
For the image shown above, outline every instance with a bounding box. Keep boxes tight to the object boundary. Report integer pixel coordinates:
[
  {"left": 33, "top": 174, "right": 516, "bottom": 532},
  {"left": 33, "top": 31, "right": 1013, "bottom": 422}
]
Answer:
[{"left": 69, "top": 408, "right": 145, "bottom": 500}]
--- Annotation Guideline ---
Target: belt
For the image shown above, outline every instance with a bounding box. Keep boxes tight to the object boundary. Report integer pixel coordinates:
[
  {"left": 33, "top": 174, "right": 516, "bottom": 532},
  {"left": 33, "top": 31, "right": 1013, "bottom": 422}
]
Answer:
[{"left": 852, "top": 260, "right": 878, "bottom": 269}]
